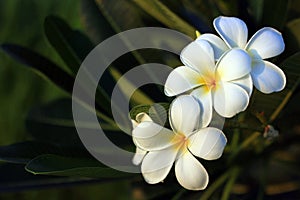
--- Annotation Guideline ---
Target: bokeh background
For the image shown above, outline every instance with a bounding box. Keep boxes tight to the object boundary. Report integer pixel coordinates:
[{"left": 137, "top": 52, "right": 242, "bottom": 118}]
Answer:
[
  {"left": 0, "top": 0, "right": 300, "bottom": 199},
  {"left": 0, "top": 1, "right": 132, "bottom": 199}
]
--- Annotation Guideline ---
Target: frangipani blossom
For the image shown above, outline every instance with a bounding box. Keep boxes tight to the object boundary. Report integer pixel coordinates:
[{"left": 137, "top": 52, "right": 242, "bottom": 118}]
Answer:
[
  {"left": 198, "top": 16, "right": 286, "bottom": 94},
  {"left": 132, "top": 95, "right": 227, "bottom": 190},
  {"left": 165, "top": 40, "right": 252, "bottom": 126},
  {"left": 131, "top": 113, "right": 152, "bottom": 165}
]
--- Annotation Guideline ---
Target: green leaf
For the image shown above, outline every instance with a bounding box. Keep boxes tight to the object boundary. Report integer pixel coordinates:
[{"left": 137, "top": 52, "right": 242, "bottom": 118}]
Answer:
[
  {"left": 26, "top": 99, "right": 87, "bottom": 146},
  {"left": 1, "top": 44, "right": 115, "bottom": 120},
  {"left": 44, "top": 15, "right": 94, "bottom": 75},
  {"left": 285, "top": 18, "right": 300, "bottom": 55},
  {"left": 94, "top": 0, "right": 147, "bottom": 33},
  {"left": 80, "top": 0, "right": 115, "bottom": 43},
  {"left": 0, "top": 163, "right": 104, "bottom": 192},
  {"left": 25, "top": 154, "right": 132, "bottom": 178},
  {"left": 45, "top": 15, "right": 115, "bottom": 117},
  {"left": 130, "top": 103, "right": 170, "bottom": 126},
  {"left": 250, "top": 52, "right": 300, "bottom": 122},
  {"left": 247, "top": 0, "right": 264, "bottom": 24},
  {"left": 132, "top": 0, "right": 196, "bottom": 37},
  {"left": 0, "top": 44, "right": 74, "bottom": 94},
  {"left": 0, "top": 142, "right": 59, "bottom": 164},
  {"left": 261, "top": 0, "right": 289, "bottom": 29},
  {"left": 26, "top": 98, "right": 133, "bottom": 150},
  {"left": 0, "top": 141, "right": 89, "bottom": 164},
  {"left": 83, "top": 0, "right": 156, "bottom": 105}
]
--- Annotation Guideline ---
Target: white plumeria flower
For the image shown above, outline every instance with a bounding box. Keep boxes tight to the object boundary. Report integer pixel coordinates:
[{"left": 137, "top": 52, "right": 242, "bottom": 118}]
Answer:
[
  {"left": 198, "top": 16, "right": 286, "bottom": 94},
  {"left": 132, "top": 95, "right": 227, "bottom": 190},
  {"left": 131, "top": 113, "right": 153, "bottom": 165},
  {"left": 165, "top": 40, "right": 252, "bottom": 126}
]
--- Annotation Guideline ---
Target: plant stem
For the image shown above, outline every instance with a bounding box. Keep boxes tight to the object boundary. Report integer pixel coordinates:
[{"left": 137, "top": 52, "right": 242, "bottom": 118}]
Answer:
[
  {"left": 221, "top": 167, "right": 240, "bottom": 200},
  {"left": 200, "top": 170, "right": 231, "bottom": 200},
  {"left": 228, "top": 132, "right": 261, "bottom": 163}
]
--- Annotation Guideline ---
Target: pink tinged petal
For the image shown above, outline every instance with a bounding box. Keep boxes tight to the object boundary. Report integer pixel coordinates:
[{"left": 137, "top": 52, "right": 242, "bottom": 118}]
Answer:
[
  {"left": 246, "top": 27, "right": 285, "bottom": 59},
  {"left": 180, "top": 40, "right": 215, "bottom": 73},
  {"left": 164, "top": 66, "right": 201, "bottom": 97},
  {"left": 214, "top": 16, "right": 248, "bottom": 48},
  {"left": 216, "top": 48, "right": 252, "bottom": 81},
  {"left": 230, "top": 74, "right": 253, "bottom": 96},
  {"left": 141, "top": 147, "right": 177, "bottom": 184},
  {"left": 170, "top": 95, "right": 201, "bottom": 136},
  {"left": 175, "top": 151, "right": 209, "bottom": 190},
  {"left": 251, "top": 60, "right": 286, "bottom": 94},
  {"left": 196, "top": 33, "right": 229, "bottom": 60},
  {"left": 133, "top": 121, "right": 175, "bottom": 151},
  {"left": 188, "top": 127, "right": 227, "bottom": 160},
  {"left": 191, "top": 87, "right": 213, "bottom": 128},
  {"left": 132, "top": 147, "right": 147, "bottom": 165},
  {"left": 213, "top": 82, "right": 250, "bottom": 118}
]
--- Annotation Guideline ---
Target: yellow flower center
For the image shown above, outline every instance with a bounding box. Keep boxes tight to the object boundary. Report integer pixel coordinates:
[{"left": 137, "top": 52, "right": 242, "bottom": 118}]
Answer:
[
  {"left": 171, "top": 133, "right": 190, "bottom": 155},
  {"left": 198, "top": 71, "right": 220, "bottom": 92}
]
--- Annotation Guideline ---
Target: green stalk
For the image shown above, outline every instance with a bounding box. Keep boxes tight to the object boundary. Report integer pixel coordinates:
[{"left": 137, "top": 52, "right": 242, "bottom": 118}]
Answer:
[
  {"left": 200, "top": 170, "right": 231, "bottom": 200},
  {"left": 221, "top": 167, "right": 240, "bottom": 200}
]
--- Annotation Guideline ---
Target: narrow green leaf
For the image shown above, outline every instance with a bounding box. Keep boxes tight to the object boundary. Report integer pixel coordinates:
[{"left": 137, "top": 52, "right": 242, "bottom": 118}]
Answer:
[
  {"left": 81, "top": 0, "right": 157, "bottom": 107},
  {"left": 0, "top": 141, "right": 89, "bottom": 164},
  {"left": 261, "top": 0, "right": 289, "bottom": 29},
  {"left": 44, "top": 15, "right": 114, "bottom": 117},
  {"left": 26, "top": 99, "right": 88, "bottom": 146},
  {"left": 1, "top": 44, "right": 115, "bottom": 122},
  {"left": 25, "top": 154, "right": 132, "bottom": 178},
  {"left": 1, "top": 43, "right": 74, "bottom": 94},
  {"left": 27, "top": 98, "right": 122, "bottom": 143},
  {"left": 285, "top": 18, "right": 300, "bottom": 55},
  {"left": 80, "top": 0, "right": 115, "bottom": 43},
  {"left": 0, "top": 163, "right": 104, "bottom": 192},
  {"left": 132, "top": 0, "right": 196, "bottom": 37},
  {"left": 0, "top": 142, "right": 59, "bottom": 164},
  {"left": 94, "top": 0, "right": 146, "bottom": 33},
  {"left": 44, "top": 15, "right": 94, "bottom": 75},
  {"left": 247, "top": 0, "right": 264, "bottom": 24}
]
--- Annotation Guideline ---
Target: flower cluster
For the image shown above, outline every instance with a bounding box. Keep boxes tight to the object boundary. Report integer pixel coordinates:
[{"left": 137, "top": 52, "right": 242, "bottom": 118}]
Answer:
[{"left": 131, "top": 16, "right": 286, "bottom": 190}]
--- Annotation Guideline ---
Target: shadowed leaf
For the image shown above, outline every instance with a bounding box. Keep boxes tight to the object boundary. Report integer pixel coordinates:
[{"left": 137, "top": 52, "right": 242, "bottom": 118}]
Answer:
[
  {"left": 44, "top": 15, "right": 94, "bottom": 75},
  {"left": 1, "top": 43, "right": 74, "bottom": 93},
  {"left": 25, "top": 154, "right": 132, "bottom": 178}
]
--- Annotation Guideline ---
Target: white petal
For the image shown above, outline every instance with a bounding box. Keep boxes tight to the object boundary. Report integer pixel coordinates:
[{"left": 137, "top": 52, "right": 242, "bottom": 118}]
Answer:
[
  {"left": 170, "top": 95, "right": 201, "bottom": 136},
  {"left": 132, "top": 147, "right": 147, "bottom": 165},
  {"left": 188, "top": 127, "right": 227, "bottom": 160},
  {"left": 175, "top": 151, "right": 209, "bottom": 190},
  {"left": 180, "top": 40, "right": 215, "bottom": 73},
  {"left": 246, "top": 27, "right": 285, "bottom": 59},
  {"left": 133, "top": 121, "right": 175, "bottom": 151},
  {"left": 216, "top": 48, "right": 251, "bottom": 81},
  {"left": 197, "top": 33, "right": 229, "bottom": 60},
  {"left": 164, "top": 66, "right": 201, "bottom": 96},
  {"left": 214, "top": 16, "right": 248, "bottom": 48},
  {"left": 132, "top": 120, "right": 138, "bottom": 129},
  {"left": 213, "top": 82, "right": 250, "bottom": 118},
  {"left": 191, "top": 87, "right": 213, "bottom": 128},
  {"left": 141, "top": 147, "right": 177, "bottom": 184},
  {"left": 251, "top": 60, "right": 286, "bottom": 94},
  {"left": 230, "top": 74, "right": 253, "bottom": 96},
  {"left": 136, "top": 112, "right": 152, "bottom": 123}
]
